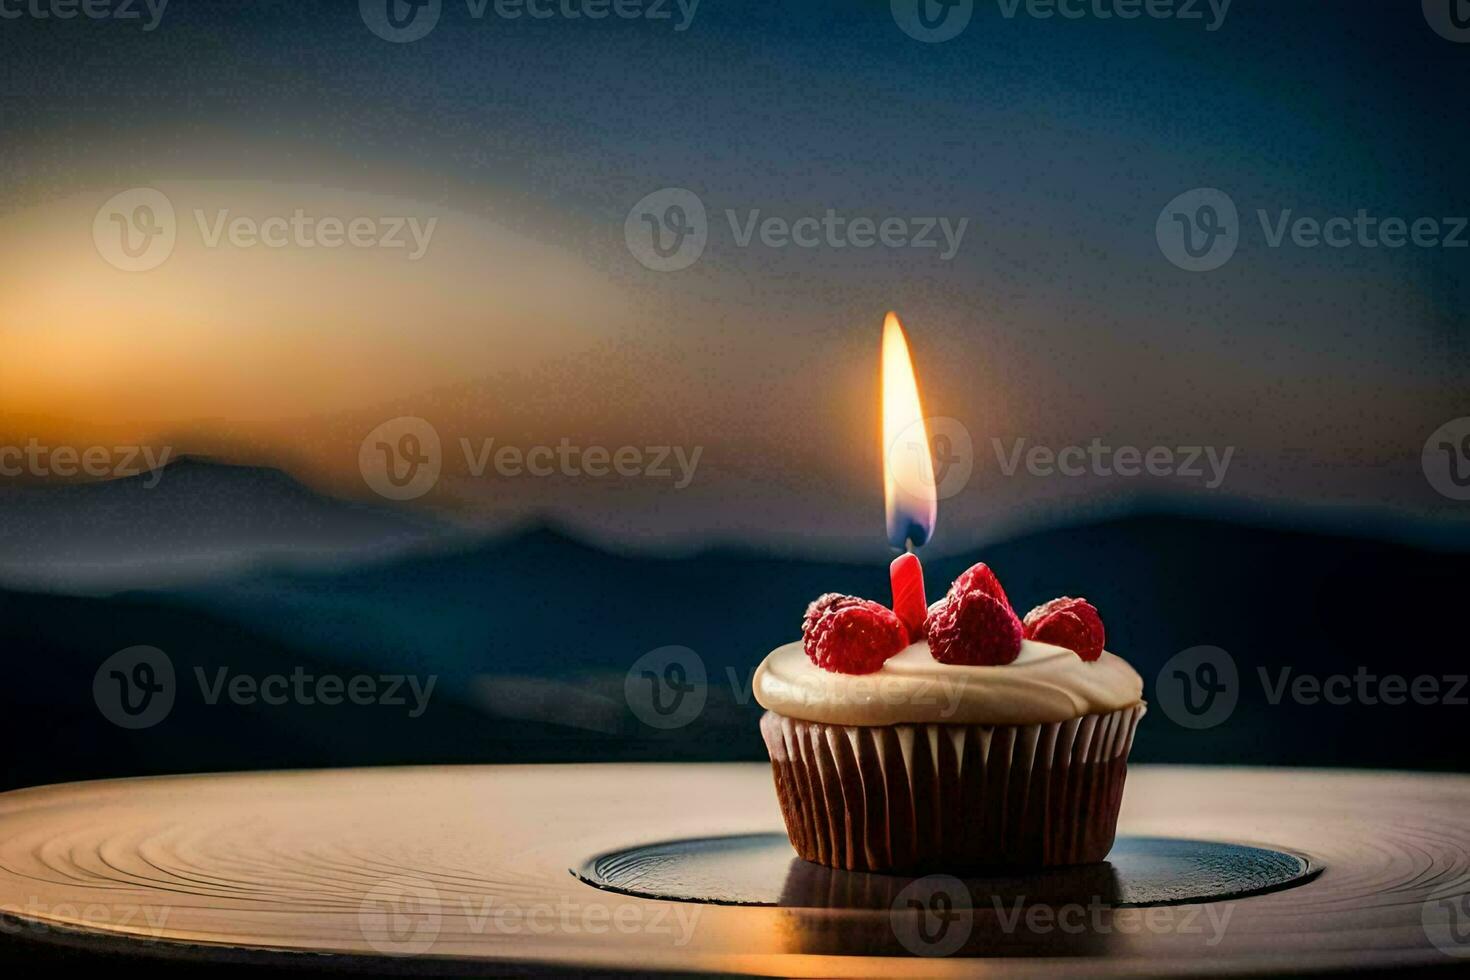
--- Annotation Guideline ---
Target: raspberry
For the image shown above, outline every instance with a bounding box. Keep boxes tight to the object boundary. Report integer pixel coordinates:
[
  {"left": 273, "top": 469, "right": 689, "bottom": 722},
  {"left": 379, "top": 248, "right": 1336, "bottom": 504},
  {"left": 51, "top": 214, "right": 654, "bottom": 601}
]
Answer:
[
  {"left": 948, "top": 562, "right": 1013, "bottom": 613},
  {"left": 802, "top": 598, "right": 908, "bottom": 675},
  {"left": 802, "top": 592, "right": 865, "bottom": 637},
  {"left": 925, "top": 589, "right": 1023, "bottom": 666},
  {"left": 1023, "top": 597, "right": 1105, "bottom": 662}
]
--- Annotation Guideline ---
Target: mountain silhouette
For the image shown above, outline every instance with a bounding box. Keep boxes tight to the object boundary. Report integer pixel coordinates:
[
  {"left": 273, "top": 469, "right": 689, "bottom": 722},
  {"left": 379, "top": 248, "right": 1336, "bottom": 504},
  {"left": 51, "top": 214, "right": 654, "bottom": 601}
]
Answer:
[
  {"left": 1, "top": 466, "right": 1466, "bottom": 791},
  {"left": 2, "top": 513, "right": 1466, "bottom": 790},
  {"left": 0, "top": 456, "right": 452, "bottom": 591}
]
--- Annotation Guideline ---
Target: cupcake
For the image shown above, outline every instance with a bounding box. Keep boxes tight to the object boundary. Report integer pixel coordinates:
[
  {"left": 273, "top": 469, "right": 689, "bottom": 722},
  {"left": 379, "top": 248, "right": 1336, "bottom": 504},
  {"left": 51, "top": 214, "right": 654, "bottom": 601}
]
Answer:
[{"left": 754, "top": 563, "right": 1144, "bottom": 873}]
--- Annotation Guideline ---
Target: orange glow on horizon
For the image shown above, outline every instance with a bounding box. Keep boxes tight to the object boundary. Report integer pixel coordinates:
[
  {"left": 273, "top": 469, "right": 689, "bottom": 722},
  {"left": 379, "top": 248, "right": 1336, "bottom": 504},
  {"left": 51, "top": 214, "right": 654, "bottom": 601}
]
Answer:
[{"left": 0, "top": 180, "right": 630, "bottom": 426}]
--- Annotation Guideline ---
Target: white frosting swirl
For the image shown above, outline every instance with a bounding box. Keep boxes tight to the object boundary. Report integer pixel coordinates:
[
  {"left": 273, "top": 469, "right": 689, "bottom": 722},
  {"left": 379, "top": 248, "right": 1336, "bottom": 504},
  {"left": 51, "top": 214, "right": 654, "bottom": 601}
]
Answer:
[{"left": 754, "top": 639, "right": 1143, "bottom": 726}]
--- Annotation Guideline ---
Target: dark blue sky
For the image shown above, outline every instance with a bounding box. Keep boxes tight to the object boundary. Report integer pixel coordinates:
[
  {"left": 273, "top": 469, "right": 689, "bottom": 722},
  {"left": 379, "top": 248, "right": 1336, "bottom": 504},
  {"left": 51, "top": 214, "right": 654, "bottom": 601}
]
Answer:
[{"left": 1, "top": 0, "right": 1466, "bottom": 554}]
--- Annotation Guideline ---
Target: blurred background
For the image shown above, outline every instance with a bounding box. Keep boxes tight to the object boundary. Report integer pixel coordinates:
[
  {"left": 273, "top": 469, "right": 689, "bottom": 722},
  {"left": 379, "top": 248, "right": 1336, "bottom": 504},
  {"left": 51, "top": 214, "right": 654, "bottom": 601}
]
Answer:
[{"left": 0, "top": 0, "right": 1466, "bottom": 791}]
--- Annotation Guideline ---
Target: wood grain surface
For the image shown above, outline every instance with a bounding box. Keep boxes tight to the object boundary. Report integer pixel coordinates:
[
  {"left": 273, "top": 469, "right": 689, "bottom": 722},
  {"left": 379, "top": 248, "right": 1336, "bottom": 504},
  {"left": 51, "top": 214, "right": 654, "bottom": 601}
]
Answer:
[{"left": 0, "top": 764, "right": 1467, "bottom": 975}]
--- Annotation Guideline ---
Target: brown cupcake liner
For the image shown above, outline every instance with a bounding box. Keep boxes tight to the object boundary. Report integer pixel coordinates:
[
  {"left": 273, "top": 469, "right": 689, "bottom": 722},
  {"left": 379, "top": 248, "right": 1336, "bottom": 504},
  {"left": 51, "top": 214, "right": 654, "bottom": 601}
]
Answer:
[{"left": 759, "top": 704, "right": 1144, "bottom": 872}]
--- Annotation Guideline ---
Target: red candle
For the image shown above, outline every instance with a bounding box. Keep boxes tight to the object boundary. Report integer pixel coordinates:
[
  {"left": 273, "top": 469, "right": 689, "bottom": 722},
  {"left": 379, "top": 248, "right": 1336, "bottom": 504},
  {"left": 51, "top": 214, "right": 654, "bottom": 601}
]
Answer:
[{"left": 889, "top": 551, "right": 927, "bottom": 643}]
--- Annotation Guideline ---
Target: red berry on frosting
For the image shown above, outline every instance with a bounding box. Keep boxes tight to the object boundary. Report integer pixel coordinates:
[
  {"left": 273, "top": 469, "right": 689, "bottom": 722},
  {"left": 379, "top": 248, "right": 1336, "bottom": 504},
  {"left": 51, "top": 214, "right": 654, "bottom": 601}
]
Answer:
[
  {"left": 1023, "top": 597, "right": 1105, "bottom": 662},
  {"left": 948, "top": 561, "right": 1013, "bottom": 612},
  {"left": 803, "top": 592, "right": 865, "bottom": 636},
  {"left": 802, "top": 595, "right": 908, "bottom": 675},
  {"left": 926, "top": 589, "right": 1023, "bottom": 666}
]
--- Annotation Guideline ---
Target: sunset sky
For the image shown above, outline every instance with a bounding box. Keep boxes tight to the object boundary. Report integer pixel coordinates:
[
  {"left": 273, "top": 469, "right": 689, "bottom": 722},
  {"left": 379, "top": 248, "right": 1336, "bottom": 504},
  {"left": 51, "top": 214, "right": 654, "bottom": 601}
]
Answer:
[{"left": 1, "top": 1, "right": 1465, "bottom": 556}]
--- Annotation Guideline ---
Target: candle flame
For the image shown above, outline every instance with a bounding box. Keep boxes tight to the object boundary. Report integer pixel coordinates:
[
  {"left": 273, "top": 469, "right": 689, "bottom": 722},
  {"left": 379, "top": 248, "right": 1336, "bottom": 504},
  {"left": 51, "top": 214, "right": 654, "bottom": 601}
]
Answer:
[{"left": 881, "top": 311, "right": 937, "bottom": 550}]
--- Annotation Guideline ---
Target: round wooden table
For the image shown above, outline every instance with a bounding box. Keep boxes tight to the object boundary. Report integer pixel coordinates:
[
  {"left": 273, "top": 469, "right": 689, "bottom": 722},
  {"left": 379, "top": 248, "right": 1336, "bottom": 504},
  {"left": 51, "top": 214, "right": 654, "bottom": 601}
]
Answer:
[{"left": 0, "top": 764, "right": 1467, "bottom": 975}]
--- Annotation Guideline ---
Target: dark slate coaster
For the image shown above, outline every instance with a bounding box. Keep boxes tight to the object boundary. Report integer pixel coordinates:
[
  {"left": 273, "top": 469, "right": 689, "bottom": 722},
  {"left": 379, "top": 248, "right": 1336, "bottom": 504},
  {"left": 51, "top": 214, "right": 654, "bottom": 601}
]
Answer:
[{"left": 575, "top": 834, "right": 1319, "bottom": 909}]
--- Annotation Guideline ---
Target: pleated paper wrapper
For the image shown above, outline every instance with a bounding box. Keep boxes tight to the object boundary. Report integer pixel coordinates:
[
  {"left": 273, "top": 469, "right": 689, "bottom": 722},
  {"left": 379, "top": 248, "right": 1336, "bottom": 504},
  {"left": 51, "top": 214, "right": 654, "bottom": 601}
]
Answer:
[{"left": 759, "top": 704, "right": 1145, "bottom": 872}]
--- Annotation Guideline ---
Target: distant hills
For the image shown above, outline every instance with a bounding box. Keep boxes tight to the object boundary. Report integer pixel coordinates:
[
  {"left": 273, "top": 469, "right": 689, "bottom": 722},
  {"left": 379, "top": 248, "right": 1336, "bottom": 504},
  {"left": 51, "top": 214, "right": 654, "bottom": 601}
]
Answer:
[
  {"left": 0, "top": 456, "right": 452, "bottom": 591},
  {"left": 0, "top": 461, "right": 1466, "bottom": 791}
]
